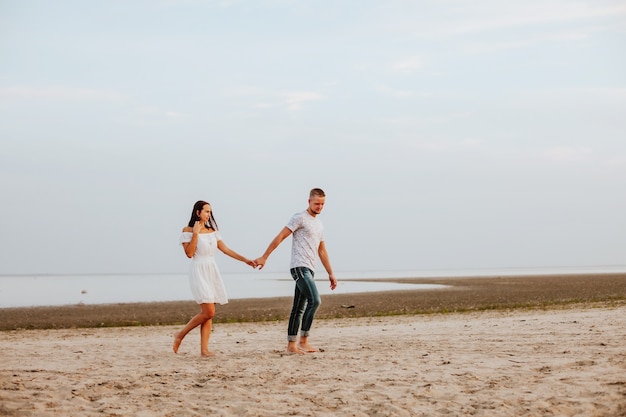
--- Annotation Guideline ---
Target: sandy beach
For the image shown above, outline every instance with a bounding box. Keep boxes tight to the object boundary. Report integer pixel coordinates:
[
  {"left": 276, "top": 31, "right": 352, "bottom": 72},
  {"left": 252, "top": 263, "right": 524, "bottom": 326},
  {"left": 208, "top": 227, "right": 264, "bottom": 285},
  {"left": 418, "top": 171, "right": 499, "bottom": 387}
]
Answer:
[
  {"left": 1, "top": 274, "right": 625, "bottom": 416},
  {"left": 1, "top": 303, "right": 625, "bottom": 416}
]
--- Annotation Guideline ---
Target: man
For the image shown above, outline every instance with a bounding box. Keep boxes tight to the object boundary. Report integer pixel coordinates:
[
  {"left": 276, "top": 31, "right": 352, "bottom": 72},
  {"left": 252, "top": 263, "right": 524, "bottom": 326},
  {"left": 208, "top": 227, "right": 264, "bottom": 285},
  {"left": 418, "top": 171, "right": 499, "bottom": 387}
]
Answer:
[{"left": 255, "top": 188, "right": 338, "bottom": 354}]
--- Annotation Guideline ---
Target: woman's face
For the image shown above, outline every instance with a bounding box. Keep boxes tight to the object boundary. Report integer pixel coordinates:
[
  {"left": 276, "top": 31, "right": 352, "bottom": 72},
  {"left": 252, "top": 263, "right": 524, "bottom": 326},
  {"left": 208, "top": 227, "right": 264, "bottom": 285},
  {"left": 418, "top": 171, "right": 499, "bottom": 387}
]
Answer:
[{"left": 197, "top": 204, "right": 211, "bottom": 223}]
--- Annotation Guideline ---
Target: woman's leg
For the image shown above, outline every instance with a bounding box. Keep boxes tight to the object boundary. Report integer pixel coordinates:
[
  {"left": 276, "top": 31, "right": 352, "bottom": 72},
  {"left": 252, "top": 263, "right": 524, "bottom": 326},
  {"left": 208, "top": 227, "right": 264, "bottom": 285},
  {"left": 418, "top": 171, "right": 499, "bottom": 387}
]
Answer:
[
  {"left": 173, "top": 303, "right": 215, "bottom": 354},
  {"left": 200, "top": 304, "right": 216, "bottom": 356}
]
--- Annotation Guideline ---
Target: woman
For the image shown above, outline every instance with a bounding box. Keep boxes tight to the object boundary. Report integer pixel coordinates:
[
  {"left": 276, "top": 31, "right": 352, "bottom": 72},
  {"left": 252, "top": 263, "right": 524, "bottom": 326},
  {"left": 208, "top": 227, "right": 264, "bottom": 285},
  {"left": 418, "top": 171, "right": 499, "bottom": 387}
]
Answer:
[{"left": 174, "top": 200, "right": 256, "bottom": 356}]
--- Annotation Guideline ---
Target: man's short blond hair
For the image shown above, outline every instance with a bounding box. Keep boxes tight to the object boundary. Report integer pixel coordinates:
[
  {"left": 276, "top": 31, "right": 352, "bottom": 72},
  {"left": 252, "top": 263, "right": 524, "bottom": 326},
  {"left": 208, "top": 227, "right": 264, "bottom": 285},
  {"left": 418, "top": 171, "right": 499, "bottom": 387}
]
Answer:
[{"left": 309, "top": 188, "right": 325, "bottom": 198}]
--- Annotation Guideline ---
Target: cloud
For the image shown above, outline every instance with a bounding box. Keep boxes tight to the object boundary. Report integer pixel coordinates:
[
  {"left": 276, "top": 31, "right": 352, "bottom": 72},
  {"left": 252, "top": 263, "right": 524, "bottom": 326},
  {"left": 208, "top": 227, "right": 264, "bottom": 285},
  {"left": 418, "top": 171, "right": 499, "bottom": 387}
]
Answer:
[
  {"left": 380, "top": 111, "right": 472, "bottom": 127},
  {"left": 463, "top": 30, "right": 591, "bottom": 54},
  {"left": 606, "top": 157, "right": 626, "bottom": 168},
  {"left": 579, "top": 87, "right": 626, "bottom": 99},
  {"left": 156, "top": 0, "right": 240, "bottom": 9},
  {"left": 391, "top": 56, "right": 424, "bottom": 73},
  {"left": 405, "top": 136, "right": 484, "bottom": 153},
  {"left": 226, "top": 86, "right": 324, "bottom": 112},
  {"left": 542, "top": 146, "right": 592, "bottom": 162},
  {"left": 0, "top": 86, "right": 127, "bottom": 102},
  {"left": 280, "top": 91, "right": 324, "bottom": 111},
  {"left": 375, "top": 85, "right": 414, "bottom": 98},
  {"left": 450, "top": 3, "right": 626, "bottom": 35},
  {"left": 164, "top": 111, "right": 189, "bottom": 119},
  {"left": 384, "top": 1, "right": 626, "bottom": 39},
  {"left": 126, "top": 106, "right": 191, "bottom": 126},
  {"left": 515, "top": 87, "right": 626, "bottom": 109}
]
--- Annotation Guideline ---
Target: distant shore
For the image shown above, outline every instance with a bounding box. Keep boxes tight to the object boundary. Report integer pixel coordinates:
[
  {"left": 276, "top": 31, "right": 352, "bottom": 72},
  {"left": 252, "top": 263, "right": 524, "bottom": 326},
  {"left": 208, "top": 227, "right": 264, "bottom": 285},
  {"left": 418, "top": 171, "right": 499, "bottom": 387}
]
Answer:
[{"left": 2, "top": 273, "right": 625, "bottom": 331}]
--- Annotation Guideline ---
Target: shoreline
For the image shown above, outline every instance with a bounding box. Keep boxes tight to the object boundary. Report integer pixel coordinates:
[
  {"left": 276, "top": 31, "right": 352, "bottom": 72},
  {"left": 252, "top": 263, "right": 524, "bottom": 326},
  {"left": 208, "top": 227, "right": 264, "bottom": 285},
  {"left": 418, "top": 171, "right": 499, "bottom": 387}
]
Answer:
[{"left": 2, "top": 272, "right": 625, "bottom": 331}]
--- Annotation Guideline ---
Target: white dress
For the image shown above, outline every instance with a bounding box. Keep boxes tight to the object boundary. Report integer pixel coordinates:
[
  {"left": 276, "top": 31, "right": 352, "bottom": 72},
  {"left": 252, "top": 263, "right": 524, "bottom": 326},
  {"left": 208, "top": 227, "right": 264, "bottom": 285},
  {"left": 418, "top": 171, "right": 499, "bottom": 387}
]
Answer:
[{"left": 180, "top": 231, "right": 228, "bottom": 305}]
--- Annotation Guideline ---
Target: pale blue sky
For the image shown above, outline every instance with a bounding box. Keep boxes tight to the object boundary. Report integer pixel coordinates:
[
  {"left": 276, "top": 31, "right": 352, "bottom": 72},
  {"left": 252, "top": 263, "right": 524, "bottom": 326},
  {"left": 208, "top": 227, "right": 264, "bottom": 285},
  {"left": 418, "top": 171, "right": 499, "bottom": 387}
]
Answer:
[{"left": 1, "top": 0, "right": 625, "bottom": 275}]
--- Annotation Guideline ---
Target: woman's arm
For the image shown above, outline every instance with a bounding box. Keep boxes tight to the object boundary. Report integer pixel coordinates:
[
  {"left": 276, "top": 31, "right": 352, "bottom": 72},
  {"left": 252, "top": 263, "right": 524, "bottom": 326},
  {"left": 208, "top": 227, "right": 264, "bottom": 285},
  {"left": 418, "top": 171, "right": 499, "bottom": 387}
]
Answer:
[
  {"left": 217, "top": 240, "right": 256, "bottom": 267},
  {"left": 181, "top": 226, "right": 198, "bottom": 258}
]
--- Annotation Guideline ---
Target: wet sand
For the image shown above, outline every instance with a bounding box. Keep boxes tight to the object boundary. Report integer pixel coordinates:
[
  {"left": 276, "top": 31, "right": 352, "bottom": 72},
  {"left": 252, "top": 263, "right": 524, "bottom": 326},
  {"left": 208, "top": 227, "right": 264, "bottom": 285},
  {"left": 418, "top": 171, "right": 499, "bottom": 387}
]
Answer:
[{"left": 1, "top": 273, "right": 625, "bottom": 330}]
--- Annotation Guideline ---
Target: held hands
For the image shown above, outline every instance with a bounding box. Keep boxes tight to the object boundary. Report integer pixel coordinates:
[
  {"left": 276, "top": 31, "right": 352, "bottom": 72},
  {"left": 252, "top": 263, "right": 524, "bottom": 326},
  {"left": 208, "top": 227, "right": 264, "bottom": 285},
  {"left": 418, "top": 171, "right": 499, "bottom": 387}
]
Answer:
[
  {"left": 253, "top": 257, "right": 266, "bottom": 270},
  {"left": 244, "top": 259, "right": 257, "bottom": 268}
]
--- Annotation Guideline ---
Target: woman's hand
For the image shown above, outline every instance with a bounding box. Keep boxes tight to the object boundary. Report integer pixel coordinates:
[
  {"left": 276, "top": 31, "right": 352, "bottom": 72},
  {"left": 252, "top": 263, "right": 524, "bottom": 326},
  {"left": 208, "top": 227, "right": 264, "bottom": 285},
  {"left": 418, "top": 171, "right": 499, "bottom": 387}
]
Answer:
[{"left": 192, "top": 221, "right": 202, "bottom": 234}]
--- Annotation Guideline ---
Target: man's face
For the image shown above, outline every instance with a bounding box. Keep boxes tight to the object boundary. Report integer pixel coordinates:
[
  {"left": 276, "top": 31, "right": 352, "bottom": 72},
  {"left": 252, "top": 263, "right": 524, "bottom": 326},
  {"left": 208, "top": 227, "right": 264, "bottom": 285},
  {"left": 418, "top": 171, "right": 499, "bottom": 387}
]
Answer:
[{"left": 308, "top": 196, "right": 325, "bottom": 215}]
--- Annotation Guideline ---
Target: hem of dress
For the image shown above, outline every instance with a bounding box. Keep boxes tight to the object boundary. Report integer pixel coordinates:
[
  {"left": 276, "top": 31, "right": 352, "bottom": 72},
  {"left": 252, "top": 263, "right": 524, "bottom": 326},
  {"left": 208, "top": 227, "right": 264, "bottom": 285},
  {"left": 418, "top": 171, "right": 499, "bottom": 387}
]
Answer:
[{"left": 195, "top": 300, "right": 229, "bottom": 305}]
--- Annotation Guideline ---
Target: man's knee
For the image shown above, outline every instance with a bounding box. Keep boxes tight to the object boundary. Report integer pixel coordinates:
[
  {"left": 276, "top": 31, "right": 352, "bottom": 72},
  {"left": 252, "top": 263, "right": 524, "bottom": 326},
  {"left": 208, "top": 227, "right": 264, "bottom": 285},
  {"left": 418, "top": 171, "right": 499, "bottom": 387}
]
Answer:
[{"left": 310, "top": 295, "right": 321, "bottom": 309}]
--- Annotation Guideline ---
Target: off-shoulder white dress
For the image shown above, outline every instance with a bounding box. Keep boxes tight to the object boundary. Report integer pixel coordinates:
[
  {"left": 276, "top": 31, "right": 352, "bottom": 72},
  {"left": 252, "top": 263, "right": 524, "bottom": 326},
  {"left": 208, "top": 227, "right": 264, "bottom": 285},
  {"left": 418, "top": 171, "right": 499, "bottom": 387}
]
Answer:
[{"left": 180, "top": 231, "right": 228, "bottom": 305}]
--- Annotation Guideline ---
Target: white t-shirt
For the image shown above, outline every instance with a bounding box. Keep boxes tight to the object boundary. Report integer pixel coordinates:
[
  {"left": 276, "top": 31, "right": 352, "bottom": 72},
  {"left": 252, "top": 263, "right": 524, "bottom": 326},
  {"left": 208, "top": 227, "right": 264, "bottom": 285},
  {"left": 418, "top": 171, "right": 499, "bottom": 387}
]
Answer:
[{"left": 286, "top": 211, "right": 324, "bottom": 271}]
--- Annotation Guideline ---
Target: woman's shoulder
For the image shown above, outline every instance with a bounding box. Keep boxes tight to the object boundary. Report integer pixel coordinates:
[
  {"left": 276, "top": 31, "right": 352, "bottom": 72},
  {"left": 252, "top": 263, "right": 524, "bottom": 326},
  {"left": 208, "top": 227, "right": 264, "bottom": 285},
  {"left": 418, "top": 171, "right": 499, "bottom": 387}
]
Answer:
[{"left": 182, "top": 226, "right": 193, "bottom": 233}]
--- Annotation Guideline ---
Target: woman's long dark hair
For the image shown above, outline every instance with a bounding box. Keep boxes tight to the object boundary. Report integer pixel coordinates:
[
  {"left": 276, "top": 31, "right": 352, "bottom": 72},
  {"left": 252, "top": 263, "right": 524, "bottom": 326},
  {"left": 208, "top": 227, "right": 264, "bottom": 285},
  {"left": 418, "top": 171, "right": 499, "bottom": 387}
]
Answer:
[{"left": 187, "top": 200, "right": 219, "bottom": 230}]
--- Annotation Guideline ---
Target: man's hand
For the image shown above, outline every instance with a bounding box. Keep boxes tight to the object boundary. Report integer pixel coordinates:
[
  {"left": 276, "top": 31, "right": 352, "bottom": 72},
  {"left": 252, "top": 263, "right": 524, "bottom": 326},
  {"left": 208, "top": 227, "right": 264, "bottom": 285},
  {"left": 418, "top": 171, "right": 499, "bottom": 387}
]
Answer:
[
  {"left": 254, "top": 257, "right": 266, "bottom": 270},
  {"left": 329, "top": 274, "right": 338, "bottom": 290}
]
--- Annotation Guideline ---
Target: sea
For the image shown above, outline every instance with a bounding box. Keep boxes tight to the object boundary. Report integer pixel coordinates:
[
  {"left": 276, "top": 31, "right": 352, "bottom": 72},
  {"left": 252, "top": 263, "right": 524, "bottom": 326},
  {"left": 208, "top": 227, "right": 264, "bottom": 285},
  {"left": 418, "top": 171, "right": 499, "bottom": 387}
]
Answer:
[{"left": 1, "top": 265, "right": 625, "bottom": 308}]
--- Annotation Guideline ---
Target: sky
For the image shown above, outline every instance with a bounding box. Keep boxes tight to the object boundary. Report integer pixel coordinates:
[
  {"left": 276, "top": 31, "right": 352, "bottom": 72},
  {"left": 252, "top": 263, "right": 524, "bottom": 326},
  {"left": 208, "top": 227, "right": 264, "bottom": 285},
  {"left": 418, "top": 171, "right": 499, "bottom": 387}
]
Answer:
[{"left": 1, "top": 0, "right": 625, "bottom": 276}]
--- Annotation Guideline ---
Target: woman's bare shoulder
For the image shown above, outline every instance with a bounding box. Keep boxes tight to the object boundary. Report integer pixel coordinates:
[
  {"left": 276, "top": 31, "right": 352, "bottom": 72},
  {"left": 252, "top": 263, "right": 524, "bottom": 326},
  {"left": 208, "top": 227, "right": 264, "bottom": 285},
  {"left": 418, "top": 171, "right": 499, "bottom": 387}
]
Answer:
[{"left": 182, "top": 226, "right": 193, "bottom": 232}]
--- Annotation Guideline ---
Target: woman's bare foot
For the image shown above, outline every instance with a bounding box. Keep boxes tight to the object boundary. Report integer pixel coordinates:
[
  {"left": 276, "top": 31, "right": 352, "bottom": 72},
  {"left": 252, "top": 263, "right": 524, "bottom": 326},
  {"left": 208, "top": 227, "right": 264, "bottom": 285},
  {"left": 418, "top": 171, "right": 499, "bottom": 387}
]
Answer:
[
  {"left": 201, "top": 351, "right": 215, "bottom": 357},
  {"left": 173, "top": 333, "right": 183, "bottom": 354}
]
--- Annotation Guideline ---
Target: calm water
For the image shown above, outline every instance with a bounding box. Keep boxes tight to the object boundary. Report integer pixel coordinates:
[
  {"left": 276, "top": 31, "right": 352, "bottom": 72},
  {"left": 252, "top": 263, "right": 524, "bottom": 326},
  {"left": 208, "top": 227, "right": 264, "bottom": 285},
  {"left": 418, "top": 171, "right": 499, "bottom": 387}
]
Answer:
[{"left": 1, "top": 266, "right": 624, "bottom": 308}]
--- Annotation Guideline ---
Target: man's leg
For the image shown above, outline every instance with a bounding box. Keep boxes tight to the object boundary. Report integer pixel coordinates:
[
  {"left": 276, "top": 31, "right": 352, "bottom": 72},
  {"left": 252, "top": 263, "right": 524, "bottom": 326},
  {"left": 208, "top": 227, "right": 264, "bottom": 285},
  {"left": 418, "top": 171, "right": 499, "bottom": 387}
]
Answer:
[
  {"left": 292, "top": 267, "right": 321, "bottom": 352},
  {"left": 287, "top": 271, "right": 307, "bottom": 353}
]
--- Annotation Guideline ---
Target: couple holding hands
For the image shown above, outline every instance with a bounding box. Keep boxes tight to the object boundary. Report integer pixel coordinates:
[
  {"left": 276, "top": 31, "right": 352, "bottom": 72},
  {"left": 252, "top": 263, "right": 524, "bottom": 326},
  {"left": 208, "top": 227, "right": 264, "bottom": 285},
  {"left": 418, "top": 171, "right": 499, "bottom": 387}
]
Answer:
[{"left": 173, "top": 188, "right": 338, "bottom": 356}]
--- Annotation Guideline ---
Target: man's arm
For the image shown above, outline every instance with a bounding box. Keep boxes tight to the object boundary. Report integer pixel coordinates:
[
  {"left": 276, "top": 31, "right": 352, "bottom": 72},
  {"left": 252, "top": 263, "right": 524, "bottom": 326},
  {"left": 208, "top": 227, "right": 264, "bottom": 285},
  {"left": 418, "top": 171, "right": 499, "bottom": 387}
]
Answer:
[
  {"left": 254, "top": 227, "right": 292, "bottom": 270},
  {"left": 318, "top": 241, "right": 337, "bottom": 290}
]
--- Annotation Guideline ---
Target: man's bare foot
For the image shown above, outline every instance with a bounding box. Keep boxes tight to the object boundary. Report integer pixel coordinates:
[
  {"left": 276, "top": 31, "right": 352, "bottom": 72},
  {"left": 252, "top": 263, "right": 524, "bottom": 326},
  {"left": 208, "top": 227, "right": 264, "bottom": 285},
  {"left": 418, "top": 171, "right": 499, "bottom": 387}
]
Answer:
[
  {"left": 298, "top": 343, "right": 318, "bottom": 353},
  {"left": 173, "top": 333, "right": 183, "bottom": 354},
  {"left": 287, "top": 346, "right": 304, "bottom": 355},
  {"left": 286, "top": 342, "right": 305, "bottom": 354},
  {"left": 201, "top": 351, "right": 215, "bottom": 357}
]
